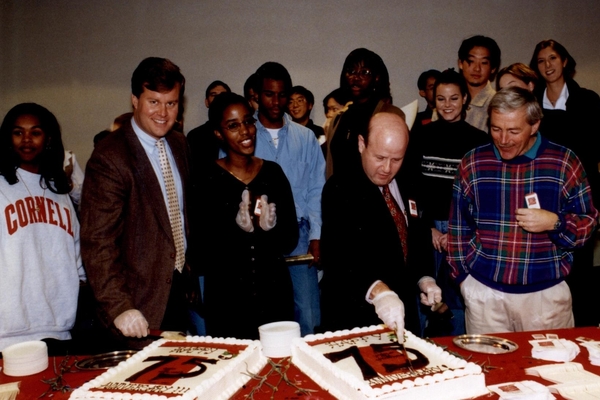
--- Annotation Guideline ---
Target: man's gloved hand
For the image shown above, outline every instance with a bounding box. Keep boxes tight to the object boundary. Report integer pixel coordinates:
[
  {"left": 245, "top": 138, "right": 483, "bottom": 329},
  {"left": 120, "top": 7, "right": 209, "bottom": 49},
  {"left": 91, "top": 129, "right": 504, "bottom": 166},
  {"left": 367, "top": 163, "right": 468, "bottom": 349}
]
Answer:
[
  {"left": 371, "top": 291, "right": 405, "bottom": 343},
  {"left": 235, "top": 189, "right": 254, "bottom": 232},
  {"left": 418, "top": 276, "right": 442, "bottom": 307},
  {"left": 258, "top": 194, "right": 277, "bottom": 231},
  {"left": 114, "top": 309, "right": 149, "bottom": 338}
]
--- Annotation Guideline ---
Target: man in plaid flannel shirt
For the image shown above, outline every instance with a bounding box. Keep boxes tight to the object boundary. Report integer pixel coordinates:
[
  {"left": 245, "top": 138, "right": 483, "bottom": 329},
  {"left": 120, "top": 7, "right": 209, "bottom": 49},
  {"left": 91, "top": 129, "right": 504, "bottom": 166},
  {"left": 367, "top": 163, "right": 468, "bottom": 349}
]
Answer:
[{"left": 448, "top": 87, "right": 598, "bottom": 334}]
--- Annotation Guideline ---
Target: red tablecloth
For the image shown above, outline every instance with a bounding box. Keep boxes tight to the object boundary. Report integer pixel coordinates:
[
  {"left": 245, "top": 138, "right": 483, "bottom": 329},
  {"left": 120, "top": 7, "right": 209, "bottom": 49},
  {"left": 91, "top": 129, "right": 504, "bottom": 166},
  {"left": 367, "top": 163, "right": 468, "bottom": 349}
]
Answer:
[
  {"left": 2, "top": 326, "right": 599, "bottom": 399},
  {"left": 435, "top": 326, "right": 600, "bottom": 399}
]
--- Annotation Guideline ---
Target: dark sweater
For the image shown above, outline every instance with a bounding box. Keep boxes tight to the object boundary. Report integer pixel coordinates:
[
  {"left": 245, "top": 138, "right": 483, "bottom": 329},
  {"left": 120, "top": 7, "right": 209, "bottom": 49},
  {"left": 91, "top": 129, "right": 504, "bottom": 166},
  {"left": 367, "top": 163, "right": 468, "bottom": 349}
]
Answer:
[{"left": 408, "top": 119, "right": 488, "bottom": 223}]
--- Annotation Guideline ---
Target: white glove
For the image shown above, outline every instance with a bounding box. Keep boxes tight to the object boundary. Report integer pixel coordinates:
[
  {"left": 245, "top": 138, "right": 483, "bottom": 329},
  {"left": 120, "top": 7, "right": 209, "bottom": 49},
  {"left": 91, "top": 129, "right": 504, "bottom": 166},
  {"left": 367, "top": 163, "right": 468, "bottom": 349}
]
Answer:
[
  {"left": 418, "top": 276, "right": 442, "bottom": 306},
  {"left": 258, "top": 194, "right": 277, "bottom": 231},
  {"left": 371, "top": 291, "right": 405, "bottom": 343},
  {"left": 114, "top": 309, "right": 149, "bottom": 338},
  {"left": 235, "top": 189, "right": 254, "bottom": 232}
]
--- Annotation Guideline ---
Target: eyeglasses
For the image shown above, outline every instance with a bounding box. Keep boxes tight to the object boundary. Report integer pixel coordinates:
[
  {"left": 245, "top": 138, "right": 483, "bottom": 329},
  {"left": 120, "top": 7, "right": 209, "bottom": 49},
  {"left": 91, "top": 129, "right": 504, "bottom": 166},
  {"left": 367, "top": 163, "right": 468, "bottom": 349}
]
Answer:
[
  {"left": 289, "top": 97, "right": 307, "bottom": 106},
  {"left": 223, "top": 118, "right": 256, "bottom": 133},
  {"left": 344, "top": 68, "right": 373, "bottom": 79}
]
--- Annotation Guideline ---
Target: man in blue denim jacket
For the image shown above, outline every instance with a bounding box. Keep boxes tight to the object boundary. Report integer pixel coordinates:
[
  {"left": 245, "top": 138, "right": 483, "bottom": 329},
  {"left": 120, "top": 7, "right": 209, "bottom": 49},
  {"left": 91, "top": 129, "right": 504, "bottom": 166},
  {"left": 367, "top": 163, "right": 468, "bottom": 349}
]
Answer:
[{"left": 251, "top": 62, "right": 325, "bottom": 336}]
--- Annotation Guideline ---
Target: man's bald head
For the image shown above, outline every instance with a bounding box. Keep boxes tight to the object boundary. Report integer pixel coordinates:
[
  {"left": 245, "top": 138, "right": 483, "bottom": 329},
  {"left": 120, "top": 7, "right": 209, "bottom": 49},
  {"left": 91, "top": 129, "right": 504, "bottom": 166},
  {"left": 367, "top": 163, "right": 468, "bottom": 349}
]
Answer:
[{"left": 358, "top": 112, "right": 409, "bottom": 186}]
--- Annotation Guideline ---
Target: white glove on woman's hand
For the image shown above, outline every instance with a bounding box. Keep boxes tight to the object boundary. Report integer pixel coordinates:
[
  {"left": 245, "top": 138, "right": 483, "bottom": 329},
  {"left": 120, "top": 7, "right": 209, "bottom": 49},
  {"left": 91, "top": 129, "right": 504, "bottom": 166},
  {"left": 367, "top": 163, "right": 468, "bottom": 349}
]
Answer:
[
  {"left": 371, "top": 291, "right": 405, "bottom": 342},
  {"left": 235, "top": 189, "right": 254, "bottom": 232},
  {"left": 114, "top": 309, "right": 149, "bottom": 338},
  {"left": 418, "top": 276, "right": 442, "bottom": 306},
  {"left": 258, "top": 194, "right": 277, "bottom": 231}
]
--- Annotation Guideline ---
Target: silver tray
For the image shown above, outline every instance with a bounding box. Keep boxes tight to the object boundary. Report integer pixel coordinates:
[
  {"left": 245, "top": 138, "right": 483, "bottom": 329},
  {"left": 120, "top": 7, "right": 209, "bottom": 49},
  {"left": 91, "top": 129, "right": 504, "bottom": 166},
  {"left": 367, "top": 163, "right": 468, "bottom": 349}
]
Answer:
[
  {"left": 452, "top": 334, "right": 519, "bottom": 354},
  {"left": 75, "top": 350, "right": 138, "bottom": 370}
]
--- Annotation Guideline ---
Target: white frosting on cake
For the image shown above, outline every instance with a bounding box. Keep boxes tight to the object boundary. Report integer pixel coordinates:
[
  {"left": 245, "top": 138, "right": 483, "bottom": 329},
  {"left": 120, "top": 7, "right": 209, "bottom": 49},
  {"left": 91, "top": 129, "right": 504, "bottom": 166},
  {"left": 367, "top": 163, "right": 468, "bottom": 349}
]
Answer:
[
  {"left": 291, "top": 325, "right": 488, "bottom": 400},
  {"left": 70, "top": 336, "right": 267, "bottom": 400}
]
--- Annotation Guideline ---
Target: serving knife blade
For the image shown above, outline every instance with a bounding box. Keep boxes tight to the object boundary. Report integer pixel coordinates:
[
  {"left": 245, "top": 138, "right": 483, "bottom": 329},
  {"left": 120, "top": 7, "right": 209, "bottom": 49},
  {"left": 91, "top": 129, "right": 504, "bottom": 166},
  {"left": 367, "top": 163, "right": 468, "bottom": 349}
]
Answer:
[{"left": 393, "top": 326, "right": 415, "bottom": 373}]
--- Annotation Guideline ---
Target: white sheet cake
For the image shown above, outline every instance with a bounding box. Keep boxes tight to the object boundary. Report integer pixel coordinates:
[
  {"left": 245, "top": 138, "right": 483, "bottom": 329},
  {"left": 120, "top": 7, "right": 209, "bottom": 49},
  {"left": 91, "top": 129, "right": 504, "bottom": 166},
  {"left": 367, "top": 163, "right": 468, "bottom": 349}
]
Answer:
[
  {"left": 291, "top": 325, "right": 488, "bottom": 400},
  {"left": 70, "top": 336, "right": 267, "bottom": 400}
]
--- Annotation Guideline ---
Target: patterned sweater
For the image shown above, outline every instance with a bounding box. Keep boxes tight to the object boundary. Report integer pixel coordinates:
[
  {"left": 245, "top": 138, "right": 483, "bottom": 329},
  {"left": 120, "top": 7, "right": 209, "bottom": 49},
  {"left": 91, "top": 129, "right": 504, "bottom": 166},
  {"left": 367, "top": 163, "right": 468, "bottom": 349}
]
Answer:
[{"left": 448, "top": 135, "right": 598, "bottom": 293}]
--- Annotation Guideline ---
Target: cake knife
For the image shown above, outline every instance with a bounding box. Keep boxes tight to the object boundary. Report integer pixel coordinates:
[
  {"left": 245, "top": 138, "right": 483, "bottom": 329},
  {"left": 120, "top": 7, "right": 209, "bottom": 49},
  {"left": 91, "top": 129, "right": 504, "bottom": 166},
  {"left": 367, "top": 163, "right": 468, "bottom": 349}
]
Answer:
[{"left": 393, "top": 325, "right": 415, "bottom": 372}]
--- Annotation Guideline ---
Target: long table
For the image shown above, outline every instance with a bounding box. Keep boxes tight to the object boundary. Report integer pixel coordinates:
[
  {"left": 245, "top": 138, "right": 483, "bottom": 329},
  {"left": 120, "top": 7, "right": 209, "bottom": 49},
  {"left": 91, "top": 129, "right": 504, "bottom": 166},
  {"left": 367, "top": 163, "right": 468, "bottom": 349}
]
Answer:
[{"left": 2, "top": 326, "right": 599, "bottom": 399}]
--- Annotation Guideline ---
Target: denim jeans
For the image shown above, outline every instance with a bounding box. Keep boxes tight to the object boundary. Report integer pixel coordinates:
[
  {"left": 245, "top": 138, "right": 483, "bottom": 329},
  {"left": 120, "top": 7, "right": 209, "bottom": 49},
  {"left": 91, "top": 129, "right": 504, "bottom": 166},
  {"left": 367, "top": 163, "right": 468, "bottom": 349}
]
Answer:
[
  {"left": 188, "top": 276, "right": 206, "bottom": 336},
  {"left": 288, "top": 219, "right": 321, "bottom": 336}
]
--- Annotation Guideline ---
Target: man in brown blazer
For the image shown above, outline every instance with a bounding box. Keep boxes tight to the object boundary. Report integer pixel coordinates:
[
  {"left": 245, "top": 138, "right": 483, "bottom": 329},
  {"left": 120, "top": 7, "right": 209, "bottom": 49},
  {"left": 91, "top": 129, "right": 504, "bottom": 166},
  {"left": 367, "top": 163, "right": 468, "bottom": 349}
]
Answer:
[{"left": 81, "top": 57, "right": 194, "bottom": 347}]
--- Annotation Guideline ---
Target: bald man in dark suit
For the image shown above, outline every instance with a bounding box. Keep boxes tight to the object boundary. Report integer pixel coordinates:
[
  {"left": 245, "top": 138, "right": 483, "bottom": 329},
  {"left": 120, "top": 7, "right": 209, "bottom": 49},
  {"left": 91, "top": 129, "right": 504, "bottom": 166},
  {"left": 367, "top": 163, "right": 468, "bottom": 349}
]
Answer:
[{"left": 320, "top": 113, "right": 439, "bottom": 338}]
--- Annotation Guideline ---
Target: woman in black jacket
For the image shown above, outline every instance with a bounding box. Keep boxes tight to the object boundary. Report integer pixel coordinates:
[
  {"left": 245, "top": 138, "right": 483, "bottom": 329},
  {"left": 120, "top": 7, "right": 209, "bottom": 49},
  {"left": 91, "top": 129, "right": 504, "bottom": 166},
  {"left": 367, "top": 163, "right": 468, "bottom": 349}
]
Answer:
[{"left": 530, "top": 39, "right": 600, "bottom": 327}]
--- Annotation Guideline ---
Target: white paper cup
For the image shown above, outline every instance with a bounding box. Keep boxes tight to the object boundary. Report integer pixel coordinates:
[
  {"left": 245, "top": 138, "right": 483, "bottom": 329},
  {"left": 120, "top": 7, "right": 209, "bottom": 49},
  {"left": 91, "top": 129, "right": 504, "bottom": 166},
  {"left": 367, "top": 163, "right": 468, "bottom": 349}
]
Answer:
[{"left": 258, "top": 321, "right": 301, "bottom": 358}]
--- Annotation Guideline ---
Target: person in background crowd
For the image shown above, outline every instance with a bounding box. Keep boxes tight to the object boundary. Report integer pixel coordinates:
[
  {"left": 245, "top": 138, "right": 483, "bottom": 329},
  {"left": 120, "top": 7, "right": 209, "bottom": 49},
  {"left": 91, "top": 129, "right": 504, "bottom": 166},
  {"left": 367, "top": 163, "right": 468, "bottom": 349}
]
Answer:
[
  {"left": 496, "top": 63, "right": 538, "bottom": 92},
  {"left": 63, "top": 149, "right": 84, "bottom": 207},
  {"left": 321, "top": 112, "right": 439, "bottom": 337},
  {"left": 457, "top": 35, "right": 501, "bottom": 132},
  {"left": 323, "top": 88, "right": 349, "bottom": 122},
  {"left": 196, "top": 93, "right": 298, "bottom": 339},
  {"left": 414, "top": 69, "right": 441, "bottom": 127},
  {"left": 405, "top": 69, "right": 488, "bottom": 336},
  {"left": 322, "top": 88, "right": 349, "bottom": 161},
  {"left": 184, "top": 83, "right": 233, "bottom": 337},
  {"left": 93, "top": 112, "right": 133, "bottom": 146},
  {"left": 81, "top": 57, "right": 197, "bottom": 349},
  {"left": 448, "top": 87, "right": 597, "bottom": 334},
  {"left": 0, "top": 103, "right": 86, "bottom": 354},
  {"left": 530, "top": 39, "right": 600, "bottom": 327},
  {"left": 244, "top": 73, "right": 260, "bottom": 111},
  {"left": 328, "top": 48, "right": 405, "bottom": 178},
  {"left": 288, "top": 85, "right": 326, "bottom": 157},
  {"left": 288, "top": 85, "right": 325, "bottom": 142},
  {"left": 529, "top": 39, "right": 600, "bottom": 208},
  {"left": 187, "top": 80, "right": 231, "bottom": 162},
  {"left": 244, "top": 61, "right": 326, "bottom": 336}
]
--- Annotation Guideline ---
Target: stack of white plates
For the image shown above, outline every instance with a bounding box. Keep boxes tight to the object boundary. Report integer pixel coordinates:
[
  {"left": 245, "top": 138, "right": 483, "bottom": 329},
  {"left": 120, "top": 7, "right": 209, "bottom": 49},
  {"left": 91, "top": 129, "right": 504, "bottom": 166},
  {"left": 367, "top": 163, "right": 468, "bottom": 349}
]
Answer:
[
  {"left": 258, "top": 321, "right": 300, "bottom": 358},
  {"left": 2, "top": 341, "right": 48, "bottom": 376}
]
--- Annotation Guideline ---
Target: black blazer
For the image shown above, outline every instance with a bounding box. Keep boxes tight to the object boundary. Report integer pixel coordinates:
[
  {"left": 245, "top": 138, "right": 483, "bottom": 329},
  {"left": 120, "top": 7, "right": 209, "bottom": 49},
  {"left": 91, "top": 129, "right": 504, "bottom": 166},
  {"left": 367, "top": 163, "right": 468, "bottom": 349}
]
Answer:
[{"left": 320, "top": 169, "right": 434, "bottom": 333}]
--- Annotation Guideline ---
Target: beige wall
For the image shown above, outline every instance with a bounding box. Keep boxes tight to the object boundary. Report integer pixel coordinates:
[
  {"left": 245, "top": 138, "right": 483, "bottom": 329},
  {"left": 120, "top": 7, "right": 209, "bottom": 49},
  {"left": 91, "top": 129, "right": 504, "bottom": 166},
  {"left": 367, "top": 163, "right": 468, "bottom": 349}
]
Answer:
[{"left": 2, "top": 0, "right": 599, "bottom": 167}]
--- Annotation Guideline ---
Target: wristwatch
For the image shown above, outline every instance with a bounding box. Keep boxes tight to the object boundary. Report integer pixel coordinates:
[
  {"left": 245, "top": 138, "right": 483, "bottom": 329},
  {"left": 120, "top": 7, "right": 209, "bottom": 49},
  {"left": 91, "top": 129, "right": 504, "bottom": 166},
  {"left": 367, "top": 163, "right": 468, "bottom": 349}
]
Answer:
[{"left": 553, "top": 217, "right": 562, "bottom": 231}]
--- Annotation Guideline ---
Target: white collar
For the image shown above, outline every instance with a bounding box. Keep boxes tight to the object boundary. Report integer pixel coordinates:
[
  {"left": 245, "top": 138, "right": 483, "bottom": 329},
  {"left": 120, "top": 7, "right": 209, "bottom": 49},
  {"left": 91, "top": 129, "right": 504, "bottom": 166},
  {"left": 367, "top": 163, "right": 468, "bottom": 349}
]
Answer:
[{"left": 543, "top": 83, "right": 569, "bottom": 110}]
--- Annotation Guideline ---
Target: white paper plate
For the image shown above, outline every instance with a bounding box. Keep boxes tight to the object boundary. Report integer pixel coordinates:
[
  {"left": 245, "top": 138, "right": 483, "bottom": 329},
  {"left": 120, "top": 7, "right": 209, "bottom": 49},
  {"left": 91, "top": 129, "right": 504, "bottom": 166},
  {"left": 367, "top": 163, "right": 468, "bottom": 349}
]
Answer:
[{"left": 2, "top": 341, "right": 48, "bottom": 376}]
